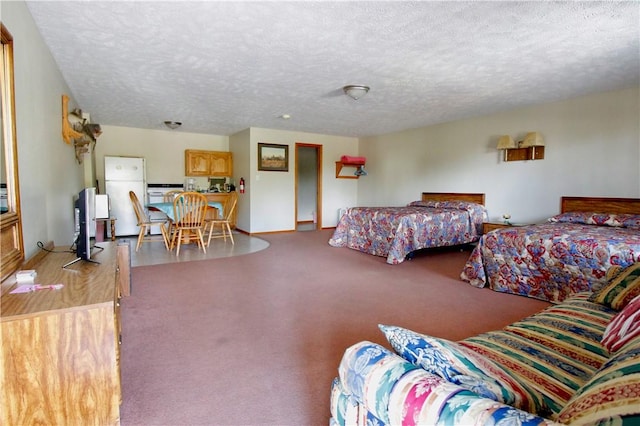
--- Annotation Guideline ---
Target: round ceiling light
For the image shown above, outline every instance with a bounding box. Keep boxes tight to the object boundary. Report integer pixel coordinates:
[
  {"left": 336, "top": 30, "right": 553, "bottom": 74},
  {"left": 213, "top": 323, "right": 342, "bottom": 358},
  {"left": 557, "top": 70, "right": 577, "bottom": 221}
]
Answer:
[
  {"left": 343, "top": 85, "right": 370, "bottom": 100},
  {"left": 164, "top": 121, "right": 182, "bottom": 130}
]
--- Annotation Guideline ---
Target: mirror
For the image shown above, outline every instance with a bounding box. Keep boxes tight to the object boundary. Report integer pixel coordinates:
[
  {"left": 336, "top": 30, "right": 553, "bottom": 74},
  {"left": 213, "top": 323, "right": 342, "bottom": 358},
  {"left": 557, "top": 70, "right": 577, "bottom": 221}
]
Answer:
[{"left": 1, "top": 23, "right": 25, "bottom": 281}]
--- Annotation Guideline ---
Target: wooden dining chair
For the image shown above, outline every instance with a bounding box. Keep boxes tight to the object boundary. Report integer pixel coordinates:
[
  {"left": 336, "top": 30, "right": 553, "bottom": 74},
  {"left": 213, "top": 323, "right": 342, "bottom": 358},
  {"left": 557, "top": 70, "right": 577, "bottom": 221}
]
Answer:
[
  {"left": 163, "top": 189, "right": 183, "bottom": 202},
  {"left": 170, "top": 191, "right": 208, "bottom": 256},
  {"left": 161, "top": 189, "right": 183, "bottom": 237},
  {"left": 206, "top": 191, "right": 237, "bottom": 246},
  {"left": 129, "top": 191, "right": 170, "bottom": 251}
]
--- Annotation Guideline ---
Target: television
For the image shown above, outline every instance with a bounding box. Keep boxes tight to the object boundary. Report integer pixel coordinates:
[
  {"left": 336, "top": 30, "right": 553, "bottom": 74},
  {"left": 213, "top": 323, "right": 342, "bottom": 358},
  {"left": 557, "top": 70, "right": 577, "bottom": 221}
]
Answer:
[{"left": 64, "top": 187, "right": 101, "bottom": 268}]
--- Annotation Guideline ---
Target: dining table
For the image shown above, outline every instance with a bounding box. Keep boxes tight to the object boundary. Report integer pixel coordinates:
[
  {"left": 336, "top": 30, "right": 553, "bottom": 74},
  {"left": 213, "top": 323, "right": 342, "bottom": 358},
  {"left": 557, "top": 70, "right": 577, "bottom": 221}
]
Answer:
[
  {"left": 147, "top": 201, "right": 224, "bottom": 250},
  {"left": 146, "top": 201, "right": 224, "bottom": 222}
]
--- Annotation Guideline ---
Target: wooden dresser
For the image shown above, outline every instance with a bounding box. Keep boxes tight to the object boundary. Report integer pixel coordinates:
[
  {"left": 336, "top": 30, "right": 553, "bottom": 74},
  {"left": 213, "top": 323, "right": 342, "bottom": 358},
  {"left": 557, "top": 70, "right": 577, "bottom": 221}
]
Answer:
[{"left": 1, "top": 241, "right": 130, "bottom": 426}]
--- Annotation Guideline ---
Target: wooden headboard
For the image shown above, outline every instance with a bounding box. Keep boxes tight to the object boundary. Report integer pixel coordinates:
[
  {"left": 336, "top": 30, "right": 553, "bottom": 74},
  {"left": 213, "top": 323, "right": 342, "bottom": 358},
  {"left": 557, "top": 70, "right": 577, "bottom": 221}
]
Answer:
[
  {"left": 561, "top": 196, "right": 640, "bottom": 215},
  {"left": 422, "top": 192, "right": 485, "bottom": 205}
]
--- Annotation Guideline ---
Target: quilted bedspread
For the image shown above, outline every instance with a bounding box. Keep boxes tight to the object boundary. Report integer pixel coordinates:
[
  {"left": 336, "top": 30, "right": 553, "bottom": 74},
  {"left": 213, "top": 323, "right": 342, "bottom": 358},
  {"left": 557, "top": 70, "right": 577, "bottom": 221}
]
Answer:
[
  {"left": 328, "top": 201, "right": 486, "bottom": 264},
  {"left": 461, "top": 223, "right": 640, "bottom": 303}
]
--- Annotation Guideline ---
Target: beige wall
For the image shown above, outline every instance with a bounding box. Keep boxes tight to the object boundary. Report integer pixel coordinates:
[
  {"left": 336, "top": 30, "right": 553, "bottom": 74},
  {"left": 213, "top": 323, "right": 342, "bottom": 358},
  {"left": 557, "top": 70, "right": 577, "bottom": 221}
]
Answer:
[
  {"left": 95, "top": 125, "right": 228, "bottom": 191},
  {"left": 242, "top": 127, "right": 358, "bottom": 232},
  {"left": 359, "top": 87, "right": 640, "bottom": 224},
  {"left": 5, "top": 0, "right": 639, "bottom": 251},
  {"left": 229, "top": 128, "right": 251, "bottom": 231},
  {"left": 3, "top": 1, "right": 83, "bottom": 257}
]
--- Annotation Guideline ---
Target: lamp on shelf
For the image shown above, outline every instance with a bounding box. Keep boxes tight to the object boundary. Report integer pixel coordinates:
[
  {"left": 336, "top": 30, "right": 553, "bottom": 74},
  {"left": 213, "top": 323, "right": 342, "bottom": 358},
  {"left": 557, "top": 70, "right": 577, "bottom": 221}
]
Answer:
[
  {"left": 496, "top": 132, "right": 545, "bottom": 162},
  {"left": 343, "top": 85, "right": 370, "bottom": 100},
  {"left": 520, "top": 132, "right": 545, "bottom": 160},
  {"left": 496, "top": 135, "right": 516, "bottom": 161}
]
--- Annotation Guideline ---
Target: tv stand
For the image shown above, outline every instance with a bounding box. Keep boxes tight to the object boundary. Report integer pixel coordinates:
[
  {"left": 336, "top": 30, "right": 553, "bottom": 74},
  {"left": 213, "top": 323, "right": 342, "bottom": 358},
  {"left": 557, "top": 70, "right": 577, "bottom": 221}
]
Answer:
[
  {"left": 62, "top": 244, "right": 105, "bottom": 269},
  {"left": 62, "top": 257, "right": 100, "bottom": 269}
]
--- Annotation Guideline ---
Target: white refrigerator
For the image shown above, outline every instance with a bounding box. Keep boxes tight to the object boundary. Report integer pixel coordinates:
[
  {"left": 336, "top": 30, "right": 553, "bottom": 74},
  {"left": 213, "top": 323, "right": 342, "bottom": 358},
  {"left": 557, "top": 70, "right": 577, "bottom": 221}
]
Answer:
[{"left": 104, "top": 156, "right": 146, "bottom": 236}]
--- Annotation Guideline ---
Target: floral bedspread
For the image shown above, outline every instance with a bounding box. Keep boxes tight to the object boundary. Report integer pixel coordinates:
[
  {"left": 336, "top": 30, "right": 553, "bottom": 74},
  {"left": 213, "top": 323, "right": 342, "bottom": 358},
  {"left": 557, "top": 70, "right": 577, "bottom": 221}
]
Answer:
[
  {"left": 461, "top": 222, "right": 640, "bottom": 303},
  {"left": 328, "top": 201, "right": 487, "bottom": 264}
]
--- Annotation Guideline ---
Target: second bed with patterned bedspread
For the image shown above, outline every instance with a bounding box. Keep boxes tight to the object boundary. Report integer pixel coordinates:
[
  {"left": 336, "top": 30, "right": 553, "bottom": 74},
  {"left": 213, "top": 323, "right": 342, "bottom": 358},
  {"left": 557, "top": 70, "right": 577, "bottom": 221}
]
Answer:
[
  {"left": 329, "top": 200, "right": 487, "bottom": 264},
  {"left": 461, "top": 212, "right": 640, "bottom": 303}
]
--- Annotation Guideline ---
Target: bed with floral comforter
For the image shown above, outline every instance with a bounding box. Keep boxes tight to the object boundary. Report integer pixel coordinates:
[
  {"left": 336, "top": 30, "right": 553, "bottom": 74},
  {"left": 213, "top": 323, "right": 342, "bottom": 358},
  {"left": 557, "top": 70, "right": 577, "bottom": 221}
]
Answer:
[
  {"left": 461, "top": 202, "right": 640, "bottom": 303},
  {"left": 329, "top": 193, "right": 487, "bottom": 264}
]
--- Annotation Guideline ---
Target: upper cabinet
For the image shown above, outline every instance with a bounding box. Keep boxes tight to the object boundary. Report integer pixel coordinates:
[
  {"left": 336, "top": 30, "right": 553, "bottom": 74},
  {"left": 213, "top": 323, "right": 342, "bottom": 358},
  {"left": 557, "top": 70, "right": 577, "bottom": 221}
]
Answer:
[{"left": 185, "top": 150, "right": 233, "bottom": 177}]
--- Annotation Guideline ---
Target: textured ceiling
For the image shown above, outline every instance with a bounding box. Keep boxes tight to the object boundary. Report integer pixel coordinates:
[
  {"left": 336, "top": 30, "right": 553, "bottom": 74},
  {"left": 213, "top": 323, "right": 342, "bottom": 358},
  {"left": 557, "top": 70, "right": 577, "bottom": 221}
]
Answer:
[{"left": 26, "top": 1, "right": 639, "bottom": 138}]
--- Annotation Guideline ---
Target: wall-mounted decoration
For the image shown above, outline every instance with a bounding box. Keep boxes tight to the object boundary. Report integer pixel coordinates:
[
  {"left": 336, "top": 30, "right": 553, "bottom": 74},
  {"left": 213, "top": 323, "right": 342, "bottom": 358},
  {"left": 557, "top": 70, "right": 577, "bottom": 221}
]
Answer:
[
  {"left": 61, "top": 94, "right": 84, "bottom": 144},
  {"left": 258, "top": 143, "right": 288, "bottom": 171},
  {"left": 61, "top": 94, "right": 102, "bottom": 163},
  {"left": 496, "top": 132, "right": 545, "bottom": 162}
]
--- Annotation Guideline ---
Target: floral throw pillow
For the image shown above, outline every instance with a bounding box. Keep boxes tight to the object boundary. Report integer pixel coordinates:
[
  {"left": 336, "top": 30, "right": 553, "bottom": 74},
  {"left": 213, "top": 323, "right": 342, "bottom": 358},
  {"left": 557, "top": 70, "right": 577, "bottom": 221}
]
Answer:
[
  {"left": 548, "top": 212, "right": 640, "bottom": 228},
  {"left": 601, "top": 294, "right": 640, "bottom": 353},
  {"left": 620, "top": 214, "right": 640, "bottom": 229},
  {"left": 589, "top": 263, "right": 640, "bottom": 310},
  {"left": 378, "top": 324, "right": 545, "bottom": 414}
]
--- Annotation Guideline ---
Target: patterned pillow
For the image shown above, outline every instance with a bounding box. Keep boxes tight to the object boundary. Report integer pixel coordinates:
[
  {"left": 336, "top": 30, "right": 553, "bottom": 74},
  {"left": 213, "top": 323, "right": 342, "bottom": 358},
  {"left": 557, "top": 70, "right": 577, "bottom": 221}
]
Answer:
[
  {"left": 378, "top": 324, "right": 545, "bottom": 413},
  {"left": 556, "top": 334, "right": 640, "bottom": 425},
  {"left": 548, "top": 212, "right": 640, "bottom": 229},
  {"left": 589, "top": 263, "right": 640, "bottom": 310},
  {"left": 601, "top": 294, "right": 640, "bottom": 353},
  {"left": 620, "top": 214, "right": 640, "bottom": 229},
  {"left": 408, "top": 200, "right": 475, "bottom": 209}
]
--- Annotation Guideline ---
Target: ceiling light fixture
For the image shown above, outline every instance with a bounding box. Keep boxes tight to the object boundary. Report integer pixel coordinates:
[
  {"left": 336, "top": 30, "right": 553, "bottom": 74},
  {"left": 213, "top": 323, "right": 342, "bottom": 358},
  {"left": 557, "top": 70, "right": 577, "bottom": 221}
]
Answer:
[
  {"left": 343, "top": 85, "right": 370, "bottom": 100},
  {"left": 164, "top": 121, "right": 182, "bottom": 130}
]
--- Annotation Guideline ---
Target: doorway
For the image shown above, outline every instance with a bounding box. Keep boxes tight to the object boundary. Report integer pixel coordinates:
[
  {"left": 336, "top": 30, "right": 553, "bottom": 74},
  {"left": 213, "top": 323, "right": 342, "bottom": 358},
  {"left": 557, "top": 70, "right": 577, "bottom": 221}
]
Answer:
[{"left": 295, "top": 143, "right": 322, "bottom": 231}]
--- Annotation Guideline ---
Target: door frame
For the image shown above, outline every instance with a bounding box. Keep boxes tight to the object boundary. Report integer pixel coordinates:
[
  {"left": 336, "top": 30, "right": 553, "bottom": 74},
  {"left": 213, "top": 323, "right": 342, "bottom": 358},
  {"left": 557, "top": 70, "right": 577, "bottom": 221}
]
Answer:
[{"left": 295, "top": 143, "right": 323, "bottom": 229}]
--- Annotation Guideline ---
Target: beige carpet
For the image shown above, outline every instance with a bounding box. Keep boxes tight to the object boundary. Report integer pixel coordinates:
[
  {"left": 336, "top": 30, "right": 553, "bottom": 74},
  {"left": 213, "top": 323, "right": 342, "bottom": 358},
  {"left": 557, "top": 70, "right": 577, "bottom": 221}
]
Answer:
[{"left": 120, "top": 229, "right": 549, "bottom": 425}]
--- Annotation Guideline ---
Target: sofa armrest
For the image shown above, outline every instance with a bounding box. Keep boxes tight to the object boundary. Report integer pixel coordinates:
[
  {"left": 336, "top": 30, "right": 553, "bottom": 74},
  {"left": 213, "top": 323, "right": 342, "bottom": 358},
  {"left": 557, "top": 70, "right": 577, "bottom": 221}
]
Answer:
[{"left": 336, "top": 341, "right": 557, "bottom": 425}]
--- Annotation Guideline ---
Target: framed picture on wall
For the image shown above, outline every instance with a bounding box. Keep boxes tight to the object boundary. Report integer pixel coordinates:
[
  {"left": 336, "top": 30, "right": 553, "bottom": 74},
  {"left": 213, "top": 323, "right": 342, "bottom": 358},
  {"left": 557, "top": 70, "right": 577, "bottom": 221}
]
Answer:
[{"left": 258, "top": 143, "right": 288, "bottom": 172}]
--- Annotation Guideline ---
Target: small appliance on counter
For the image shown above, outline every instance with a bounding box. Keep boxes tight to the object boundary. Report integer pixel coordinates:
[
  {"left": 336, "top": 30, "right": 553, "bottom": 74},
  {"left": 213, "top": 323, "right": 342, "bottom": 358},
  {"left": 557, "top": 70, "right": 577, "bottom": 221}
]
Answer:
[
  {"left": 208, "top": 177, "right": 226, "bottom": 192},
  {"left": 185, "top": 178, "right": 196, "bottom": 191}
]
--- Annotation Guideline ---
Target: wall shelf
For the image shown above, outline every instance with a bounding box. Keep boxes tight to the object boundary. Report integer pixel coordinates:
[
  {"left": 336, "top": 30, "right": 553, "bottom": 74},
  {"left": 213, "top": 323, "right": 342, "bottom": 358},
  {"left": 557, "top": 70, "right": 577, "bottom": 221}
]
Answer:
[
  {"left": 335, "top": 161, "right": 364, "bottom": 179},
  {"left": 503, "top": 146, "right": 545, "bottom": 162}
]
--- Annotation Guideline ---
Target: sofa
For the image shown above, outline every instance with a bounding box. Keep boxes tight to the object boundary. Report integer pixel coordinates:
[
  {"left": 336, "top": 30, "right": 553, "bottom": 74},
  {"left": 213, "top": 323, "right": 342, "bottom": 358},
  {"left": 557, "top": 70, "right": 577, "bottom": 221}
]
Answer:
[{"left": 330, "top": 263, "right": 640, "bottom": 425}]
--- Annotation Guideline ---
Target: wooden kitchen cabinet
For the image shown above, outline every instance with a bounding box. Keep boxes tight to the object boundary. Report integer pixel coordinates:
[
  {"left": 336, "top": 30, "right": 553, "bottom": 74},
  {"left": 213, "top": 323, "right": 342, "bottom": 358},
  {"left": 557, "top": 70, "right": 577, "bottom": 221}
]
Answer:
[
  {"left": 185, "top": 149, "right": 233, "bottom": 177},
  {"left": 209, "top": 151, "right": 233, "bottom": 176},
  {"left": 1, "top": 241, "right": 130, "bottom": 426}
]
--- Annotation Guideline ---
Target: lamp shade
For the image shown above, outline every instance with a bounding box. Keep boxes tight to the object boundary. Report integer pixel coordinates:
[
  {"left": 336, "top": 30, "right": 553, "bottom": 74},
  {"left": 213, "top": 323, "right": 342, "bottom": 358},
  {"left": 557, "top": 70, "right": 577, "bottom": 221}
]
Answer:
[
  {"left": 521, "top": 132, "right": 544, "bottom": 147},
  {"left": 496, "top": 135, "right": 516, "bottom": 149}
]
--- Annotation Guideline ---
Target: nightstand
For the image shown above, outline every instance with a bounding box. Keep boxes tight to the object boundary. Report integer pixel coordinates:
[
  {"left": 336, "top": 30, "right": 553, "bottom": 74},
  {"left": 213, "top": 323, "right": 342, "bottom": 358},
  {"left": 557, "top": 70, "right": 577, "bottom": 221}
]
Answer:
[
  {"left": 482, "top": 222, "right": 530, "bottom": 234},
  {"left": 482, "top": 222, "right": 512, "bottom": 234}
]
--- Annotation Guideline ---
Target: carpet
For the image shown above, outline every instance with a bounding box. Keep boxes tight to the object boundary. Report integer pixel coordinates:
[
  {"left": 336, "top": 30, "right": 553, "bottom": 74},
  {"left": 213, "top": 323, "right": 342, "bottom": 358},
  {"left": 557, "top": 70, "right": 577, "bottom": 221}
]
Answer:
[{"left": 120, "top": 229, "right": 549, "bottom": 425}]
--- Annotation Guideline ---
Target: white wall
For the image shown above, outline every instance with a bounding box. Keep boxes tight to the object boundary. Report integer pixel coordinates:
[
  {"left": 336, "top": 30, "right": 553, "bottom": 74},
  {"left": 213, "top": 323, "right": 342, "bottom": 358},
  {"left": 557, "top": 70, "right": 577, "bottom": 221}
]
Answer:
[
  {"left": 95, "top": 125, "right": 228, "bottom": 190},
  {"left": 244, "top": 127, "right": 358, "bottom": 233},
  {"left": 6, "top": 0, "right": 639, "bottom": 249},
  {"left": 229, "top": 128, "right": 251, "bottom": 231},
  {"left": 3, "top": 1, "right": 83, "bottom": 256},
  {"left": 359, "top": 87, "right": 640, "bottom": 224}
]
